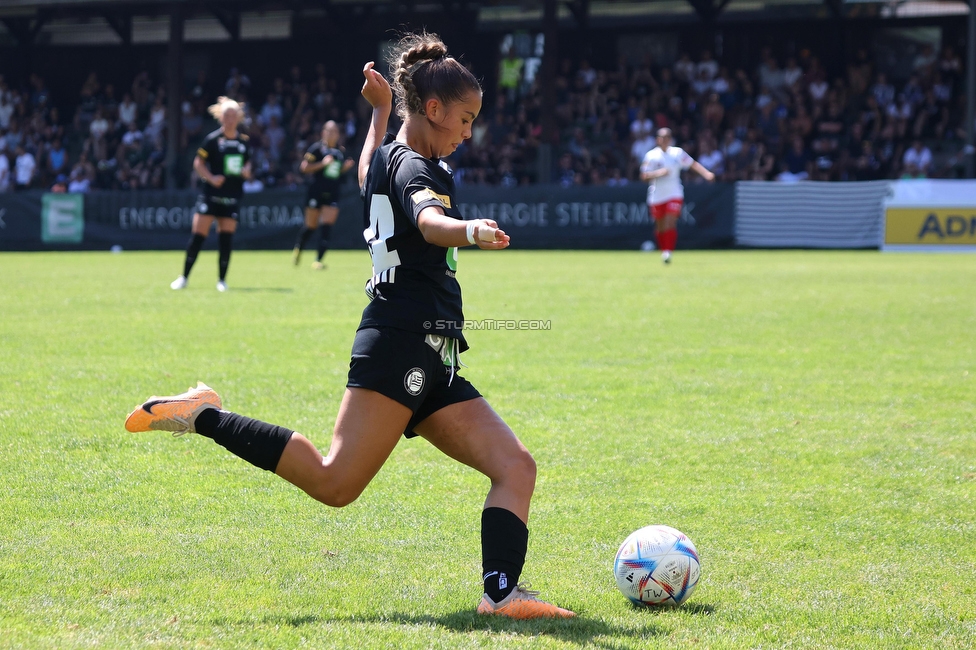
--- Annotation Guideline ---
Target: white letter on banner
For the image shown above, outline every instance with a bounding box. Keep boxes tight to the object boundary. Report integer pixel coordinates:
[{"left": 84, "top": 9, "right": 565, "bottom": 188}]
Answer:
[
  {"left": 46, "top": 198, "right": 80, "bottom": 238},
  {"left": 632, "top": 203, "right": 646, "bottom": 224},
  {"left": 614, "top": 203, "right": 627, "bottom": 224},
  {"left": 556, "top": 203, "right": 569, "bottom": 226}
]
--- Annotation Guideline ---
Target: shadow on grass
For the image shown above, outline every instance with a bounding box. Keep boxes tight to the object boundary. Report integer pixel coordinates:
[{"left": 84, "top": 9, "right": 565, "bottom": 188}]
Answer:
[
  {"left": 263, "top": 611, "right": 654, "bottom": 646},
  {"left": 222, "top": 287, "right": 294, "bottom": 293},
  {"left": 628, "top": 601, "right": 716, "bottom": 616},
  {"left": 214, "top": 603, "right": 717, "bottom": 647}
]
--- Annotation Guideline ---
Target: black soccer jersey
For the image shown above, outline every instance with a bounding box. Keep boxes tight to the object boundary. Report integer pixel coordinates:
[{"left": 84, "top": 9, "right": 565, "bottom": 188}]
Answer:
[
  {"left": 196, "top": 128, "right": 250, "bottom": 199},
  {"left": 304, "top": 141, "right": 346, "bottom": 196},
  {"left": 359, "top": 134, "right": 467, "bottom": 349}
]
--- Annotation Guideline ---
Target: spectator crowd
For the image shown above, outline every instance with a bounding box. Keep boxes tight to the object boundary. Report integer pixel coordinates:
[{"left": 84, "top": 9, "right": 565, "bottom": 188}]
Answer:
[
  {"left": 459, "top": 42, "right": 969, "bottom": 187},
  {"left": 0, "top": 39, "right": 970, "bottom": 194},
  {"left": 0, "top": 63, "right": 356, "bottom": 194}
]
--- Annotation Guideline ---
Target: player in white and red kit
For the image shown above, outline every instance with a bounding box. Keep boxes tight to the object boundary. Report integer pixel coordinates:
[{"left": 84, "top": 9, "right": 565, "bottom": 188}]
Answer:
[{"left": 640, "top": 128, "right": 715, "bottom": 263}]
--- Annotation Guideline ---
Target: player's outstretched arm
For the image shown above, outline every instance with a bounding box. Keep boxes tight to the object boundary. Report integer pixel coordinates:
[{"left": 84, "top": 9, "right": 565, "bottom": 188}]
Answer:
[
  {"left": 359, "top": 62, "right": 393, "bottom": 188},
  {"left": 690, "top": 160, "right": 716, "bottom": 182},
  {"left": 417, "top": 208, "right": 510, "bottom": 250}
]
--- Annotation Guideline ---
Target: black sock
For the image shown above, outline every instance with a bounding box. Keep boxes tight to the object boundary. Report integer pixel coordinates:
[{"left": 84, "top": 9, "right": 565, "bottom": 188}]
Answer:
[
  {"left": 218, "top": 232, "right": 233, "bottom": 281},
  {"left": 183, "top": 234, "right": 206, "bottom": 278},
  {"left": 482, "top": 507, "right": 528, "bottom": 603},
  {"left": 316, "top": 224, "right": 333, "bottom": 261},
  {"left": 194, "top": 409, "right": 294, "bottom": 472},
  {"left": 295, "top": 225, "right": 313, "bottom": 251}
]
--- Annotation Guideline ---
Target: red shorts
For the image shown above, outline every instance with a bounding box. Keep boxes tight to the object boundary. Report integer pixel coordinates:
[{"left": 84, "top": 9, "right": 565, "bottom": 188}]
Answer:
[{"left": 650, "top": 199, "right": 683, "bottom": 220}]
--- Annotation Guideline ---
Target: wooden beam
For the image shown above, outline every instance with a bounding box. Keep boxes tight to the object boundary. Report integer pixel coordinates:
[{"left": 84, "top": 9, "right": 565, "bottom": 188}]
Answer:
[
  {"left": 1, "top": 16, "right": 46, "bottom": 47},
  {"left": 563, "top": 0, "right": 590, "bottom": 29},
  {"left": 102, "top": 13, "right": 132, "bottom": 45},
  {"left": 686, "top": 0, "right": 732, "bottom": 22},
  {"left": 207, "top": 3, "right": 240, "bottom": 40},
  {"left": 824, "top": 0, "right": 844, "bottom": 18}
]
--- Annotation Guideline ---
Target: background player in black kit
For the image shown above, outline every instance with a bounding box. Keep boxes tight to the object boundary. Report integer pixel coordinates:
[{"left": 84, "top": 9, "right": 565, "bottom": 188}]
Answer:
[
  {"left": 126, "top": 33, "right": 573, "bottom": 619},
  {"left": 171, "top": 97, "right": 251, "bottom": 292},
  {"left": 293, "top": 120, "right": 355, "bottom": 269}
]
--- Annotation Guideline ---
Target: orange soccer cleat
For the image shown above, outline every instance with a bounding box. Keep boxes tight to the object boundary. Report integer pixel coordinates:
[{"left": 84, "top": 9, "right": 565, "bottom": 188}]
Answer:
[
  {"left": 477, "top": 584, "right": 576, "bottom": 620},
  {"left": 124, "top": 382, "right": 221, "bottom": 436}
]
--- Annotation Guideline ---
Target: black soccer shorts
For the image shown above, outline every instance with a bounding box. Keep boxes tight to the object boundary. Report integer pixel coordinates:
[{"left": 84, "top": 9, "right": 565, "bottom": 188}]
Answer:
[
  {"left": 346, "top": 326, "right": 481, "bottom": 438},
  {"left": 306, "top": 189, "right": 338, "bottom": 209},
  {"left": 196, "top": 195, "right": 240, "bottom": 219}
]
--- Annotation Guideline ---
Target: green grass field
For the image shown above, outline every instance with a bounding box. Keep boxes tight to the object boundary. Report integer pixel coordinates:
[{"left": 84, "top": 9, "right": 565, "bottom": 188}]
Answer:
[{"left": 1, "top": 249, "right": 974, "bottom": 649}]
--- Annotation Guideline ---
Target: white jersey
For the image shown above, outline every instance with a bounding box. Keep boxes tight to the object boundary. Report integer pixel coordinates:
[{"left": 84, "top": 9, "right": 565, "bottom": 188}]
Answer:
[{"left": 641, "top": 146, "right": 694, "bottom": 205}]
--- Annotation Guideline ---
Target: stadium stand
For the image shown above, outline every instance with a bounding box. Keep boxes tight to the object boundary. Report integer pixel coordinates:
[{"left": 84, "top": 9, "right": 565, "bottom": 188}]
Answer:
[
  {"left": 0, "top": 10, "right": 971, "bottom": 192},
  {"left": 471, "top": 43, "right": 970, "bottom": 187},
  {"left": 0, "top": 63, "right": 350, "bottom": 192}
]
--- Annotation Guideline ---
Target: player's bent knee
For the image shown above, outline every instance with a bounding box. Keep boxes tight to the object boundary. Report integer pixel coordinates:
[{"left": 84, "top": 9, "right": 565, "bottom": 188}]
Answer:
[
  {"left": 308, "top": 480, "right": 366, "bottom": 508},
  {"left": 521, "top": 452, "right": 538, "bottom": 490},
  {"left": 308, "top": 480, "right": 364, "bottom": 508},
  {"left": 500, "top": 448, "right": 537, "bottom": 494}
]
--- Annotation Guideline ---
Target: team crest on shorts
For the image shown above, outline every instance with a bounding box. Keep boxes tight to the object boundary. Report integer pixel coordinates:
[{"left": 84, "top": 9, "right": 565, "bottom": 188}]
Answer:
[
  {"left": 309, "top": 198, "right": 318, "bottom": 207},
  {"left": 404, "top": 367, "right": 425, "bottom": 396}
]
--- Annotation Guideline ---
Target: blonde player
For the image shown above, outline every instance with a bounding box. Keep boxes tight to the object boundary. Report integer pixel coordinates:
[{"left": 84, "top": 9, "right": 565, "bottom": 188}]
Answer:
[
  {"left": 171, "top": 97, "right": 251, "bottom": 291},
  {"left": 640, "top": 128, "right": 715, "bottom": 264}
]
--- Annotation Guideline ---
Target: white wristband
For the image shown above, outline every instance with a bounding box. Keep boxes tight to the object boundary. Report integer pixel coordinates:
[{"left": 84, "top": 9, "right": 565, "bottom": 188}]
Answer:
[{"left": 465, "top": 221, "right": 477, "bottom": 245}]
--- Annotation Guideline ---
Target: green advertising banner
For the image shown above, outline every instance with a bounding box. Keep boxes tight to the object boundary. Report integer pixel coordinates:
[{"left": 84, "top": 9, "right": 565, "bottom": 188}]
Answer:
[{"left": 41, "top": 193, "right": 85, "bottom": 243}]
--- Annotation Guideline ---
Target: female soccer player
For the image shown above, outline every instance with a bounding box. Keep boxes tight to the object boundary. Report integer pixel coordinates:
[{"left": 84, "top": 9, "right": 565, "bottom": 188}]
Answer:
[
  {"left": 292, "top": 120, "right": 355, "bottom": 269},
  {"left": 640, "top": 127, "right": 715, "bottom": 264},
  {"left": 171, "top": 97, "right": 251, "bottom": 292},
  {"left": 127, "top": 33, "right": 574, "bottom": 620}
]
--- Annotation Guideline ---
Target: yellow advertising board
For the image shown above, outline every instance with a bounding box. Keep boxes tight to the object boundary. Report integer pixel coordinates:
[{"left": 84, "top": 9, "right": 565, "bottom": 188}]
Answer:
[{"left": 885, "top": 208, "right": 976, "bottom": 246}]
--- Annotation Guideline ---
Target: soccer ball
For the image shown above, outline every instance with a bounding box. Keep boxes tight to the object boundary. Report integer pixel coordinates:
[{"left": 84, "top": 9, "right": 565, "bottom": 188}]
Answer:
[{"left": 613, "top": 525, "right": 700, "bottom": 607}]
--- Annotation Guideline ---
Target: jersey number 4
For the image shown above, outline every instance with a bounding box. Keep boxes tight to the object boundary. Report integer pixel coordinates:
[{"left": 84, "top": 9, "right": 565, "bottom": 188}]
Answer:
[{"left": 365, "top": 194, "right": 401, "bottom": 274}]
